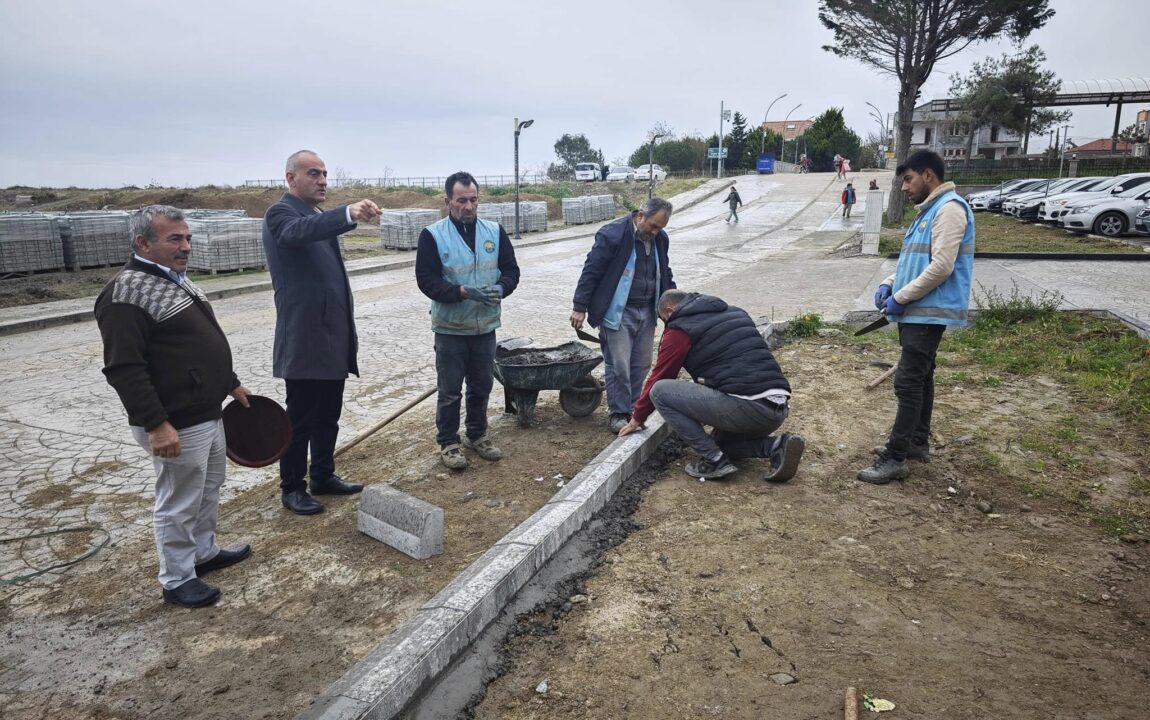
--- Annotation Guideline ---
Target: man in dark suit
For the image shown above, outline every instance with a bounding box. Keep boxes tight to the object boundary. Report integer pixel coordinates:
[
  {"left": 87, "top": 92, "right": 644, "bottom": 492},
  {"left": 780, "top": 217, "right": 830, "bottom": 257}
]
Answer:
[{"left": 262, "top": 150, "right": 381, "bottom": 515}]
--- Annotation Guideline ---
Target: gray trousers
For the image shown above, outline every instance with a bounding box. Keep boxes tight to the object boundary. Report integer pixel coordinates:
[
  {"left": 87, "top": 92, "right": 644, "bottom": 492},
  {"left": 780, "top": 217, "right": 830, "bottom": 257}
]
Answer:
[
  {"left": 599, "top": 305, "right": 657, "bottom": 414},
  {"left": 131, "top": 419, "right": 225, "bottom": 590},
  {"left": 649, "top": 379, "right": 788, "bottom": 458}
]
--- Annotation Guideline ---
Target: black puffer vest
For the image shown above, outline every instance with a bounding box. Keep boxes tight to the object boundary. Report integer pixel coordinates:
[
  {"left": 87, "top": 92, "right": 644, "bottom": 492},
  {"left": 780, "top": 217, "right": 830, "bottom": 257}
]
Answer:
[{"left": 667, "top": 293, "right": 790, "bottom": 396}]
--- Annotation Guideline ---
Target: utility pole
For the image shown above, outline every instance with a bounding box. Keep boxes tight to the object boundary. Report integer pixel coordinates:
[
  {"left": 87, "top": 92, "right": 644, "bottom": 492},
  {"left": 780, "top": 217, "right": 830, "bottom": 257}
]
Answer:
[{"left": 718, "top": 101, "right": 730, "bottom": 179}]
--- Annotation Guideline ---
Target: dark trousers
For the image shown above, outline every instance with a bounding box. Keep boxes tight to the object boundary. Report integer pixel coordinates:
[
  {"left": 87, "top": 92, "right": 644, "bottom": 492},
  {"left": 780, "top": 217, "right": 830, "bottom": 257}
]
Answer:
[
  {"left": 885, "top": 323, "right": 945, "bottom": 461},
  {"left": 434, "top": 331, "right": 496, "bottom": 447},
  {"left": 280, "top": 378, "right": 345, "bottom": 493}
]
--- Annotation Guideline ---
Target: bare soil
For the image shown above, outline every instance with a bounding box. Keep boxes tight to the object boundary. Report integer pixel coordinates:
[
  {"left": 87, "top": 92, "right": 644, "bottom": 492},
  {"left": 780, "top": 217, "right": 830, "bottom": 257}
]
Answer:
[
  {"left": 474, "top": 334, "right": 1150, "bottom": 720},
  {"left": 3, "top": 334, "right": 1148, "bottom": 720}
]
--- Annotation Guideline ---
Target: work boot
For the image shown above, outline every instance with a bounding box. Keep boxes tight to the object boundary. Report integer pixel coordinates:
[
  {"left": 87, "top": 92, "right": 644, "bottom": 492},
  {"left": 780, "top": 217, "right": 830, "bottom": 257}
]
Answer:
[
  {"left": 872, "top": 443, "right": 930, "bottom": 462},
  {"left": 857, "top": 451, "right": 909, "bottom": 485},
  {"left": 765, "top": 434, "right": 805, "bottom": 483},
  {"left": 607, "top": 413, "right": 631, "bottom": 434},
  {"left": 463, "top": 435, "right": 502, "bottom": 461},
  {"left": 440, "top": 443, "right": 468, "bottom": 470},
  {"left": 685, "top": 453, "right": 737, "bottom": 480}
]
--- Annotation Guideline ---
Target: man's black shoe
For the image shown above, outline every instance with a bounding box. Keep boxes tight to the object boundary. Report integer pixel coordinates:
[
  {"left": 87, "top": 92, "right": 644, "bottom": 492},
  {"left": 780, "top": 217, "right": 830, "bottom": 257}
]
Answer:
[
  {"left": 765, "top": 434, "right": 805, "bottom": 483},
  {"left": 194, "top": 544, "right": 251, "bottom": 576},
  {"left": 310, "top": 475, "right": 364, "bottom": 495},
  {"left": 873, "top": 443, "right": 930, "bottom": 462},
  {"left": 282, "top": 490, "right": 324, "bottom": 515},
  {"left": 162, "top": 578, "right": 221, "bottom": 609},
  {"left": 857, "top": 452, "right": 909, "bottom": 485}
]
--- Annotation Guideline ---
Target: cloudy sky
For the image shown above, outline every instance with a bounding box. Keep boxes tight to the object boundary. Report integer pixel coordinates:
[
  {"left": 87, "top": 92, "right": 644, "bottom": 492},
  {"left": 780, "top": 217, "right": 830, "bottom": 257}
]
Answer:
[{"left": 0, "top": 0, "right": 1143, "bottom": 188}]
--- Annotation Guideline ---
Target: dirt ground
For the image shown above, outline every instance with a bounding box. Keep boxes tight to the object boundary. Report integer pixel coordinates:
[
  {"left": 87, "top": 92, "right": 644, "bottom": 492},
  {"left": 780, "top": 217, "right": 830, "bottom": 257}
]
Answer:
[
  {"left": 474, "top": 333, "right": 1150, "bottom": 720},
  {"left": 3, "top": 331, "right": 1149, "bottom": 720}
]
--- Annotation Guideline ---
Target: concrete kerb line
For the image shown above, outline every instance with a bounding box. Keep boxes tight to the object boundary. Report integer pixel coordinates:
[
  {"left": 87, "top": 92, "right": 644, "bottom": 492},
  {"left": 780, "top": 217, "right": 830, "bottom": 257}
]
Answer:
[
  {"left": 0, "top": 181, "right": 729, "bottom": 338},
  {"left": 297, "top": 416, "right": 670, "bottom": 720}
]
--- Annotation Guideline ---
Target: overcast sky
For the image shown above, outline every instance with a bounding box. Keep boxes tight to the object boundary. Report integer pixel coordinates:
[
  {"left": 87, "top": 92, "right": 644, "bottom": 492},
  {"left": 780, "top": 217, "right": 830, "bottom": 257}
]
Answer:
[{"left": 0, "top": 0, "right": 1144, "bottom": 188}]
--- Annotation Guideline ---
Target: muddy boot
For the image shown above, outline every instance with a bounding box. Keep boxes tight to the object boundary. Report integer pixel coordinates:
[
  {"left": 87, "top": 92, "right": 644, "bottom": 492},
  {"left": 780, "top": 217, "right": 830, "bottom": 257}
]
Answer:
[
  {"left": 765, "top": 434, "right": 805, "bottom": 483},
  {"left": 873, "top": 443, "right": 930, "bottom": 462},
  {"left": 857, "top": 451, "right": 909, "bottom": 485}
]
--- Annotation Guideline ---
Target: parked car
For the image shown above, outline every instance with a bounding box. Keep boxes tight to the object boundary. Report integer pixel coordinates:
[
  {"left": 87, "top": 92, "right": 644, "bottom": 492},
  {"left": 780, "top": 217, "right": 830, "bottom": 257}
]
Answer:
[
  {"left": 985, "top": 179, "right": 1048, "bottom": 213},
  {"left": 634, "top": 164, "right": 667, "bottom": 182},
  {"left": 606, "top": 166, "right": 635, "bottom": 182},
  {"left": 1038, "top": 172, "right": 1150, "bottom": 224},
  {"left": 1061, "top": 185, "right": 1150, "bottom": 237},
  {"left": 1002, "top": 179, "right": 1068, "bottom": 216},
  {"left": 967, "top": 179, "right": 1038, "bottom": 211},
  {"left": 1134, "top": 206, "right": 1150, "bottom": 237},
  {"left": 1003, "top": 177, "right": 1105, "bottom": 221},
  {"left": 574, "top": 162, "right": 601, "bottom": 182}
]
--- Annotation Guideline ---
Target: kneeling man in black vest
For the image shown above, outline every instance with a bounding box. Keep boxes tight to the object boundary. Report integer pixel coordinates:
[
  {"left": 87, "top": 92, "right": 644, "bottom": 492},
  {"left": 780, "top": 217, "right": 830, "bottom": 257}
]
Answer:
[{"left": 618, "top": 290, "right": 805, "bottom": 481}]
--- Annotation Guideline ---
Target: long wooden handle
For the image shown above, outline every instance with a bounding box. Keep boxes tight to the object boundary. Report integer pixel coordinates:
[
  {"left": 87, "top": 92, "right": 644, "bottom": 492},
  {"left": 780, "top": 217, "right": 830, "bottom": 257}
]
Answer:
[
  {"left": 866, "top": 366, "right": 897, "bottom": 390},
  {"left": 334, "top": 387, "right": 436, "bottom": 458},
  {"left": 845, "top": 686, "right": 858, "bottom": 720}
]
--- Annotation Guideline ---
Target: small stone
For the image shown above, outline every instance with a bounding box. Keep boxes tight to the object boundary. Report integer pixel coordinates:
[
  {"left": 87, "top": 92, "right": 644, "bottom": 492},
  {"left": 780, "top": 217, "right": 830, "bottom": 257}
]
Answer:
[
  {"left": 1020, "top": 504, "right": 1032, "bottom": 513},
  {"left": 570, "top": 594, "right": 589, "bottom": 604},
  {"left": 211, "top": 685, "right": 230, "bottom": 696},
  {"left": 947, "top": 486, "right": 958, "bottom": 496},
  {"left": 1102, "top": 594, "right": 1112, "bottom": 601},
  {"left": 536, "top": 681, "right": 549, "bottom": 694},
  {"left": 483, "top": 499, "right": 500, "bottom": 508},
  {"left": 977, "top": 500, "right": 993, "bottom": 514},
  {"left": 769, "top": 673, "right": 797, "bottom": 685},
  {"left": 164, "top": 660, "right": 178, "bottom": 669}
]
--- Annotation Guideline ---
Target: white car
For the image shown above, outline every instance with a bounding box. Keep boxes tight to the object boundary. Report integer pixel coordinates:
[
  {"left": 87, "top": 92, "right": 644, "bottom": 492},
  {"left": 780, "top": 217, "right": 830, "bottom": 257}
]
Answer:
[
  {"left": 634, "top": 164, "right": 667, "bottom": 182},
  {"left": 1038, "top": 172, "right": 1150, "bottom": 224},
  {"left": 1060, "top": 185, "right": 1150, "bottom": 237},
  {"left": 967, "top": 179, "right": 1038, "bottom": 211},
  {"left": 605, "top": 166, "right": 635, "bottom": 182},
  {"left": 574, "top": 162, "right": 601, "bottom": 182},
  {"left": 1002, "top": 177, "right": 1104, "bottom": 220}
]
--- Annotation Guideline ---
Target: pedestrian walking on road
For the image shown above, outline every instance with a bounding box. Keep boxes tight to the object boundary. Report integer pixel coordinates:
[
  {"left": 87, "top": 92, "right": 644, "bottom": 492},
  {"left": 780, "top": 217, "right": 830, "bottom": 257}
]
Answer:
[
  {"left": 833, "top": 153, "right": 844, "bottom": 180},
  {"left": 617, "top": 290, "right": 805, "bottom": 482},
  {"left": 263, "top": 150, "right": 379, "bottom": 516},
  {"left": 859, "top": 150, "right": 975, "bottom": 485},
  {"left": 842, "top": 157, "right": 852, "bottom": 178},
  {"left": 571, "top": 198, "right": 676, "bottom": 434},
  {"left": 416, "top": 171, "right": 521, "bottom": 470},
  {"left": 841, "top": 182, "right": 856, "bottom": 218},
  {"left": 723, "top": 185, "right": 743, "bottom": 223},
  {"left": 96, "top": 205, "right": 253, "bottom": 608}
]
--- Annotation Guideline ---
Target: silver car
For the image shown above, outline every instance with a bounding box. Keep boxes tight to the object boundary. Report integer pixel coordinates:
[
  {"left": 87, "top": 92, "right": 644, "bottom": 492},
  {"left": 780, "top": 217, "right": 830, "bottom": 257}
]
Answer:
[
  {"left": 606, "top": 166, "right": 635, "bottom": 182},
  {"left": 1038, "top": 172, "right": 1150, "bottom": 224},
  {"left": 1061, "top": 185, "right": 1150, "bottom": 237}
]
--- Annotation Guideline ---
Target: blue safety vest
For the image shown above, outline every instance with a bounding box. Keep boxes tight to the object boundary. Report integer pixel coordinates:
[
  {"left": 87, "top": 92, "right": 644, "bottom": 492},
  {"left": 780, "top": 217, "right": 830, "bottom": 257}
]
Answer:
[
  {"left": 602, "top": 241, "right": 662, "bottom": 330},
  {"left": 427, "top": 216, "right": 502, "bottom": 335},
  {"left": 891, "top": 190, "right": 975, "bottom": 327}
]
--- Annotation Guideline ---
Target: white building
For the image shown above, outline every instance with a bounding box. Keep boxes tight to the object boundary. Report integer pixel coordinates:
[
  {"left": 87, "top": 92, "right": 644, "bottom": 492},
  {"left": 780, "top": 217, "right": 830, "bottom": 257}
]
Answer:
[{"left": 900, "top": 100, "right": 1023, "bottom": 160}]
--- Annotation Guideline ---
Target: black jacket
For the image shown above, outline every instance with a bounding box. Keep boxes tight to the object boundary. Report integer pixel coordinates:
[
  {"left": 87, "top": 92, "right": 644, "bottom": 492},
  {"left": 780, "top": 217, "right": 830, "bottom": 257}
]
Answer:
[
  {"left": 95, "top": 258, "right": 240, "bottom": 430},
  {"left": 667, "top": 293, "right": 789, "bottom": 396}
]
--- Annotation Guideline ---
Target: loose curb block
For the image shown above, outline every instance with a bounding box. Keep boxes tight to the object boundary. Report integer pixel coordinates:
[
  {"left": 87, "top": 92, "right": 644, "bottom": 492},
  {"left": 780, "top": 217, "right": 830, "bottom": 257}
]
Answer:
[
  {"left": 298, "top": 416, "right": 669, "bottom": 720},
  {"left": 358, "top": 485, "right": 444, "bottom": 560}
]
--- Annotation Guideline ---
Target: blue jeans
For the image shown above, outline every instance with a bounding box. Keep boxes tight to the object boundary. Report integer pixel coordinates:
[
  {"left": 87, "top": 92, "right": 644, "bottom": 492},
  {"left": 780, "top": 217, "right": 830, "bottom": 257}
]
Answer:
[
  {"left": 599, "top": 304, "right": 657, "bottom": 414},
  {"left": 649, "top": 379, "right": 788, "bottom": 458},
  {"left": 885, "top": 323, "right": 945, "bottom": 461},
  {"left": 434, "top": 331, "right": 496, "bottom": 446}
]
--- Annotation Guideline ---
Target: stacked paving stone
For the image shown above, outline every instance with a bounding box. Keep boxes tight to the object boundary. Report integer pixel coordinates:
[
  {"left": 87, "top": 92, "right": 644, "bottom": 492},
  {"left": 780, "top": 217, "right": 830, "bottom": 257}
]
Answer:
[
  {"left": 186, "top": 218, "right": 266, "bottom": 272},
  {"left": 379, "top": 209, "right": 441, "bottom": 250},
  {"left": 0, "top": 214, "right": 65, "bottom": 274},
  {"left": 182, "top": 208, "right": 247, "bottom": 220},
  {"left": 63, "top": 212, "right": 132, "bottom": 268},
  {"left": 476, "top": 201, "right": 548, "bottom": 233},
  {"left": 561, "top": 195, "right": 616, "bottom": 225}
]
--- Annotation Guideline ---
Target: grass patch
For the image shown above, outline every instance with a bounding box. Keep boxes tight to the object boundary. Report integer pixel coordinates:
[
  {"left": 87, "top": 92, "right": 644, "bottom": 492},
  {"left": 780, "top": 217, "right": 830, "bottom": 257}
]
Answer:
[
  {"left": 879, "top": 210, "right": 1141, "bottom": 254},
  {"left": 944, "top": 284, "right": 1150, "bottom": 428},
  {"left": 788, "top": 313, "right": 825, "bottom": 338}
]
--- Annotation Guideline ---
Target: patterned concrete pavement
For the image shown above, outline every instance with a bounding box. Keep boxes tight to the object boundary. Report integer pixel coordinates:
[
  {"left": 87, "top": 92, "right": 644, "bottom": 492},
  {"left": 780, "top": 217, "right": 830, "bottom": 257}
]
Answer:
[{"left": 3, "top": 171, "right": 1148, "bottom": 590}]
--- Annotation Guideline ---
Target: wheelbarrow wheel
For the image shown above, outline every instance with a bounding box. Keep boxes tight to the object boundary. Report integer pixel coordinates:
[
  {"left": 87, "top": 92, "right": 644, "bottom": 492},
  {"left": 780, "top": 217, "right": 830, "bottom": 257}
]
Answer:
[{"left": 559, "top": 375, "right": 603, "bottom": 418}]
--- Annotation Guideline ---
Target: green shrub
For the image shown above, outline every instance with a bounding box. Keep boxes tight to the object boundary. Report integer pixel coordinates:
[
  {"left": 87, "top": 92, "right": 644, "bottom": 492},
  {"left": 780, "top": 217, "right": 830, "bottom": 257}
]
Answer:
[{"left": 788, "top": 313, "right": 824, "bottom": 337}]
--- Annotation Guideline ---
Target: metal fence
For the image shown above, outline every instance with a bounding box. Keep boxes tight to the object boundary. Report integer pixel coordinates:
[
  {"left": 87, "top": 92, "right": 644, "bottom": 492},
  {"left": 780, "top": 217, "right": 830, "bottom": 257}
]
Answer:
[
  {"left": 243, "top": 173, "right": 550, "bottom": 189},
  {"left": 945, "top": 157, "right": 1150, "bottom": 184}
]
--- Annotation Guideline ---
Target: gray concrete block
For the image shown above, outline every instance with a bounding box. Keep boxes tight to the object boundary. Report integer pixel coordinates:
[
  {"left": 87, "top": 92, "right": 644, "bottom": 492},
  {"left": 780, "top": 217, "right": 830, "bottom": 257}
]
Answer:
[
  {"left": 422, "top": 543, "right": 537, "bottom": 640},
  {"left": 357, "top": 485, "right": 443, "bottom": 560}
]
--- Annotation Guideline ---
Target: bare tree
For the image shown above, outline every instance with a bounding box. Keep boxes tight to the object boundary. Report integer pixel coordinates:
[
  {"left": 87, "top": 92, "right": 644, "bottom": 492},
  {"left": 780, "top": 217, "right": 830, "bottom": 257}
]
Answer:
[{"left": 818, "top": 0, "right": 1055, "bottom": 221}]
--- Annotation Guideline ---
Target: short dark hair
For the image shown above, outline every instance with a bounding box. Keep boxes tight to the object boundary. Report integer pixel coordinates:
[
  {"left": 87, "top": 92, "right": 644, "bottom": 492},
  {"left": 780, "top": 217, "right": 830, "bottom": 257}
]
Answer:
[
  {"left": 445, "top": 171, "right": 478, "bottom": 198},
  {"left": 895, "top": 150, "right": 945, "bottom": 182}
]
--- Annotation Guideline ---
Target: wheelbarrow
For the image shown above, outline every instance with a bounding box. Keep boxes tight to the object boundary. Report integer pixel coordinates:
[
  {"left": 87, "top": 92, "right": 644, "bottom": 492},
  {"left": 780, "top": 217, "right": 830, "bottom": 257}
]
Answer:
[{"left": 493, "top": 341, "right": 604, "bottom": 427}]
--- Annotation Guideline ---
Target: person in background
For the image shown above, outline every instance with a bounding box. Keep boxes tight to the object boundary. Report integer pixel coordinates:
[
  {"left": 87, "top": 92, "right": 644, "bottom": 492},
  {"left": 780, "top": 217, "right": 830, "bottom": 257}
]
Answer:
[
  {"left": 841, "top": 182, "right": 857, "bottom": 218},
  {"left": 723, "top": 184, "right": 743, "bottom": 223}
]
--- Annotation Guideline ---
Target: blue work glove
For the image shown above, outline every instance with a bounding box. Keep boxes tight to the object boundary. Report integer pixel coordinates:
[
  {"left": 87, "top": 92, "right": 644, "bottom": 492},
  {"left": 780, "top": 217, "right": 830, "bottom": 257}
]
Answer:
[
  {"left": 883, "top": 296, "right": 907, "bottom": 316},
  {"left": 482, "top": 284, "right": 504, "bottom": 304},
  {"left": 461, "top": 285, "right": 496, "bottom": 306},
  {"left": 874, "top": 284, "right": 892, "bottom": 310}
]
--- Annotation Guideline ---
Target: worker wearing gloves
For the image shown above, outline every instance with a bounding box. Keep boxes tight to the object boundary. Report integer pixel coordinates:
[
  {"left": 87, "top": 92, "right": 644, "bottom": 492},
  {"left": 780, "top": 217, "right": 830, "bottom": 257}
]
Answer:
[{"left": 859, "top": 150, "right": 974, "bottom": 484}]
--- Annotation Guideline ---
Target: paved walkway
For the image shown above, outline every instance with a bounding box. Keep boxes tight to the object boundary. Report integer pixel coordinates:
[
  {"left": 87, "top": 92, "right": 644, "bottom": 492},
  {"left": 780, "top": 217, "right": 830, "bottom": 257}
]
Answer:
[{"left": 3, "top": 172, "right": 1148, "bottom": 588}]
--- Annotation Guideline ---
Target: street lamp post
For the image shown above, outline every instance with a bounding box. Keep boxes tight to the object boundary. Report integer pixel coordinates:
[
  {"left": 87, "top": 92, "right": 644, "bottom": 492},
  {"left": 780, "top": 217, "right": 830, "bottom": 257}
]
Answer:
[
  {"left": 513, "top": 117, "right": 533, "bottom": 240},
  {"left": 648, "top": 132, "right": 666, "bottom": 200},
  {"left": 1058, "top": 124, "right": 1072, "bottom": 178},
  {"left": 780, "top": 103, "right": 801, "bottom": 162},
  {"left": 760, "top": 93, "right": 787, "bottom": 156},
  {"left": 866, "top": 101, "right": 889, "bottom": 168},
  {"left": 717, "top": 101, "right": 731, "bottom": 178}
]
